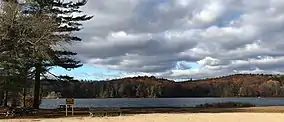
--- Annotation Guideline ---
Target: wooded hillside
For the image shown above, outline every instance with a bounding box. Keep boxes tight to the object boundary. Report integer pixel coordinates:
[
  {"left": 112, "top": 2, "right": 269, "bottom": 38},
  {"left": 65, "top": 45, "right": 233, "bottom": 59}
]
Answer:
[{"left": 41, "top": 74, "right": 284, "bottom": 98}]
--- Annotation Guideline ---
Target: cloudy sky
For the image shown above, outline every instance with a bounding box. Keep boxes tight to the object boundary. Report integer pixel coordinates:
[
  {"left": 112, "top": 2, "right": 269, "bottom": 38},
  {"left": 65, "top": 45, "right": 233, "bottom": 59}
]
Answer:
[{"left": 51, "top": 0, "right": 284, "bottom": 81}]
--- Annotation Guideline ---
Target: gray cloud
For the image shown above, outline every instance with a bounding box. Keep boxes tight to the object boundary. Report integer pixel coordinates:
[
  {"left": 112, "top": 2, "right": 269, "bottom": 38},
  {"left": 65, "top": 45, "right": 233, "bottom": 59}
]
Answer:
[{"left": 70, "top": 0, "right": 284, "bottom": 80}]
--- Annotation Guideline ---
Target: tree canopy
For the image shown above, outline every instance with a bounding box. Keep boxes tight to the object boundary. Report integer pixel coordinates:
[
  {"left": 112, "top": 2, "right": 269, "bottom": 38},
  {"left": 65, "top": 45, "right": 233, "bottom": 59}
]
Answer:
[{"left": 0, "top": 0, "right": 92, "bottom": 108}]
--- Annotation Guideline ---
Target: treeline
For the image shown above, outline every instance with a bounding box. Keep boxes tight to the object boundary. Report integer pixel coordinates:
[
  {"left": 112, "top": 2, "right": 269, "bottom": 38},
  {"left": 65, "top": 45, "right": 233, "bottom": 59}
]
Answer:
[{"left": 42, "top": 74, "right": 284, "bottom": 98}]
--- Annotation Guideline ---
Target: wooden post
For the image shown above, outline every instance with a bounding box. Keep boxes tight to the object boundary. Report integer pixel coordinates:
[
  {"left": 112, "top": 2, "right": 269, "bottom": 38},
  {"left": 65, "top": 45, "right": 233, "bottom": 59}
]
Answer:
[
  {"left": 65, "top": 98, "right": 75, "bottom": 117},
  {"left": 72, "top": 105, "right": 74, "bottom": 116},
  {"left": 65, "top": 105, "right": 68, "bottom": 116}
]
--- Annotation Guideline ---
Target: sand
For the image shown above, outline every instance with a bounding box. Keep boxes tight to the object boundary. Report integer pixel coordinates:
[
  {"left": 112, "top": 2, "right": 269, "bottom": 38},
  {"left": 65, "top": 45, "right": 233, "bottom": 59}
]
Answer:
[{"left": 2, "top": 113, "right": 284, "bottom": 122}]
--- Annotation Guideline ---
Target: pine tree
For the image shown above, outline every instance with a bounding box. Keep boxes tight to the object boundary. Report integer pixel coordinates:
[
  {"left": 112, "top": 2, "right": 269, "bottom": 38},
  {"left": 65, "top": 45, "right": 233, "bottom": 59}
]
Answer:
[
  {"left": 27, "top": 0, "right": 93, "bottom": 108},
  {"left": 0, "top": 0, "right": 64, "bottom": 107}
]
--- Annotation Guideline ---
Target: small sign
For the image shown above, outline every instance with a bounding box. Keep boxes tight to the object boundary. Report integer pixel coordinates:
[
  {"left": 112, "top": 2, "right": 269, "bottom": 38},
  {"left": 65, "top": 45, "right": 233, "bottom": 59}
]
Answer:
[{"left": 66, "top": 98, "right": 74, "bottom": 105}]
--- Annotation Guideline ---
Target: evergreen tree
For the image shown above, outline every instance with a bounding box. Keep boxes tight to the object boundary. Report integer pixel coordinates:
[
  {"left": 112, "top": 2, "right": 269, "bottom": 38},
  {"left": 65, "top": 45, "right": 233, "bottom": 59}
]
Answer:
[
  {"left": 0, "top": 0, "right": 64, "bottom": 107},
  {"left": 26, "top": 0, "right": 93, "bottom": 108}
]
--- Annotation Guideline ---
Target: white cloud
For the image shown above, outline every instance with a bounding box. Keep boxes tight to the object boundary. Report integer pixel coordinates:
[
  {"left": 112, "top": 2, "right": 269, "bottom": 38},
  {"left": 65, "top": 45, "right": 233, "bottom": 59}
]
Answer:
[
  {"left": 192, "top": 1, "right": 225, "bottom": 24},
  {"left": 69, "top": 0, "right": 284, "bottom": 80},
  {"left": 198, "top": 57, "right": 221, "bottom": 66}
]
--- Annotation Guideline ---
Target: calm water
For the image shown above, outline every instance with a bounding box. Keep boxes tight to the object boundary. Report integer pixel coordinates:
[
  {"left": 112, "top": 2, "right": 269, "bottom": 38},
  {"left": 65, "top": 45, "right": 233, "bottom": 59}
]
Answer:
[{"left": 40, "top": 97, "right": 284, "bottom": 109}]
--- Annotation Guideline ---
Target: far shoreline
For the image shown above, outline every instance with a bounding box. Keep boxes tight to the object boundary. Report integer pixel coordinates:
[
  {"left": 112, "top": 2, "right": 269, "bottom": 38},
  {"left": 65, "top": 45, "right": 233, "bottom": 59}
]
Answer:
[{"left": 42, "top": 96, "right": 284, "bottom": 99}]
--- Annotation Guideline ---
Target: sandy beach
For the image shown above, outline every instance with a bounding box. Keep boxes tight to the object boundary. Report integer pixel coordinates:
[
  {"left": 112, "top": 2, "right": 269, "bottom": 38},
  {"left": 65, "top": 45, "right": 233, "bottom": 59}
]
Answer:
[{"left": 2, "top": 113, "right": 284, "bottom": 122}]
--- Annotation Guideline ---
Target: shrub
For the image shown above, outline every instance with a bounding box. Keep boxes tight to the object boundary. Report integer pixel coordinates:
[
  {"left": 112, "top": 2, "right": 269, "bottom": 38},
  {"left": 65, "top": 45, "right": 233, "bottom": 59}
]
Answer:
[{"left": 195, "top": 102, "right": 255, "bottom": 108}]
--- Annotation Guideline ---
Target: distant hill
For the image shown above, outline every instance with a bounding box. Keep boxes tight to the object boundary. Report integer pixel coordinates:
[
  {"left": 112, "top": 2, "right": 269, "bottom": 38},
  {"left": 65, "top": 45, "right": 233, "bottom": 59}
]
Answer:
[
  {"left": 41, "top": 74, "right": 284, "bottom": 98},
  {"left": 107, "top": 76, "right": 175, "bottom": 85},
  {"left": 180, "top": 73, "right": 273, "bottom": 87}
]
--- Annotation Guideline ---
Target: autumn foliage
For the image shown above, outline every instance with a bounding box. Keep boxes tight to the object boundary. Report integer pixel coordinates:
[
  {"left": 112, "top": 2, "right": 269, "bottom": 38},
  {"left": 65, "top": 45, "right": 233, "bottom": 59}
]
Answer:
[{"left": 42, "top": 74, "right": 284, "bottom": 98}]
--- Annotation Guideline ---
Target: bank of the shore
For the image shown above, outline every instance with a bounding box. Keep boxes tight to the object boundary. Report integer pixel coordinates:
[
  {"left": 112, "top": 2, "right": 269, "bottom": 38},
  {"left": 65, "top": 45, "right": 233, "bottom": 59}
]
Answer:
[
  {"left": 1, "top": 106, "right": 284, "bottom": 119},
  {"left": 4, "top": 113, "right": 284, "bottom": 122}
]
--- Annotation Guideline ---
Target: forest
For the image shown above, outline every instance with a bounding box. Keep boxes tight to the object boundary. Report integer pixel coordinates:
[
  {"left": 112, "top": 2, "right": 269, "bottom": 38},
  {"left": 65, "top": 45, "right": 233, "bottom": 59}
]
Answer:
[{"left": 41, "top": 74, "right": 284, "bottom": 98}]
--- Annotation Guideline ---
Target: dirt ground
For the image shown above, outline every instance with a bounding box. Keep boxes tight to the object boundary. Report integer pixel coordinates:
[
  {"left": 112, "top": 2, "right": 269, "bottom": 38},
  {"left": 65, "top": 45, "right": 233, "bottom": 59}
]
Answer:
[
  {"left": 1, "top": 106, "right": 284, "bottom": 120},
  {"left": 3, "top": 113, "right": 284, "bottom": 122}
]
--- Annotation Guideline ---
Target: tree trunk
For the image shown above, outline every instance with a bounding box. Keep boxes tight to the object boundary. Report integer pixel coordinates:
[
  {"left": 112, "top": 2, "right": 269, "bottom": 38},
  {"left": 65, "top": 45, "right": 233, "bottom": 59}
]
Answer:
[
  {"left": 33, "top": 63, "right": 41, "bottom": 109},
  {"left": 11, "top": 92, "right": 17, "bottom": 107},
  {"left": 0, "top": 90, "right": 4, "bottom": 106},
  {"left": 23, "top": 88, "right": 26, "bottom": 107},
  {"left": 4, "top": 90, "right": 8, "bottom": 107}
]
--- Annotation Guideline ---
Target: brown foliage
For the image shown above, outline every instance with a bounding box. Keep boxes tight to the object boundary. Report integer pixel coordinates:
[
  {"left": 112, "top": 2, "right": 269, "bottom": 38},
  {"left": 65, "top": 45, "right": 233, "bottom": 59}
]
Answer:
[{"left": 42, "top": 74, "right": 284, "bottom": 98}]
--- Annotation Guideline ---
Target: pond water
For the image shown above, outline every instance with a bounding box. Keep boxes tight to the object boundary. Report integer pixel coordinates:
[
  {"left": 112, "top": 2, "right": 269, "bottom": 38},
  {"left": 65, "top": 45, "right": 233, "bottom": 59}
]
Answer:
[{"left": 40, "top": 97, "right": 284, "bottom": 109}]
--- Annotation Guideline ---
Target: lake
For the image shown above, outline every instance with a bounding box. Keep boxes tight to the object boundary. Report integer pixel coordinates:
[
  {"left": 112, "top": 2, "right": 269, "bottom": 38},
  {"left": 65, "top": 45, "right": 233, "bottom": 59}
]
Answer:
[{"left": 40, "top": 97, "right": 284, "bottom": 109}]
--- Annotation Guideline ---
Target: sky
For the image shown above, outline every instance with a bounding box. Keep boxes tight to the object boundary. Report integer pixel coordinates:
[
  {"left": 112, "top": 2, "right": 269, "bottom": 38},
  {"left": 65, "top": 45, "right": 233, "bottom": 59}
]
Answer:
[{"left": 51, "top": 0, "right": 284, "bottom": 81}]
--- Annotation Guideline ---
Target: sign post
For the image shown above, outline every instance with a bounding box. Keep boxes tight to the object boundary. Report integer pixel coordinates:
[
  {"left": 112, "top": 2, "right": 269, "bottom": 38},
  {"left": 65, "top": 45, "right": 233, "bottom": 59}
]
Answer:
[{"left": 65, "top": 98, "right": 74, "bottom": 116}]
